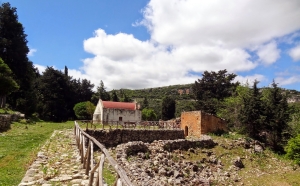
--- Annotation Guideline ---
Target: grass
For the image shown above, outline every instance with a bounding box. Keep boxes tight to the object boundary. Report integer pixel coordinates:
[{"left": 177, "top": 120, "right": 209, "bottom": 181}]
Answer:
[
  {"left": 187, "top": 134, "right": 300, "bottom": 185},
  {"left": 0, "top": 108, "right": 14, "bottom": 114},
  {"left": 0, "top": 121, "right": 74, "bottom": 186}
]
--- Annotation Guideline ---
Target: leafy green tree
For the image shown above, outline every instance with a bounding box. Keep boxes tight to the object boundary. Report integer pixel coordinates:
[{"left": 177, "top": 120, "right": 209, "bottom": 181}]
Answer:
[
  {"left": 0, "top": 3, "right": 37, "bottom": 115},
  {"left": 111, "top": 90, "right": 119, "bottom": 102},
  {"left": 217, "top": 84, "right": 251, "bottom": 131},
  {"left": 262, "top": 81, "right": 290, "bottom": 151},
  {"left": 73, "top": 101, "right": 95, "bottom": 120},
  {"left": 91, "top": 80, "right": 110, "bottom": 104},
  {"left": 122, "top": 94, "right": 132, "bottom": 102},
  {"left": 285, "top": 134, "right": 300, "bottom": 165},
  {"left": 162, "top": 96, "right": 176, "bottom": 120},
  {"left": 288, "top": 102, "right": 300, "bottom": 137},
  {"left": 239, "top": 80, "right": 264, "bottom": 139},
  {"left": 192, "top": 69, "right": 238, "bottom": 115},
  {"left": 142, "top": 108, "right": 157, "bottom": 121},
  {"left": 0, "top": 58, "right": 19, "bottom": 107}
]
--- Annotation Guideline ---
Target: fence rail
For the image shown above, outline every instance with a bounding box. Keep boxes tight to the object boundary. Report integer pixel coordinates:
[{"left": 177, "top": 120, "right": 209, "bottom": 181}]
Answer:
[
  {"left": 74, "top": 121, "right": 134, "bottom": 186},
  {"left": 77, "top": 120, "right": 181, "bottom": 130}
]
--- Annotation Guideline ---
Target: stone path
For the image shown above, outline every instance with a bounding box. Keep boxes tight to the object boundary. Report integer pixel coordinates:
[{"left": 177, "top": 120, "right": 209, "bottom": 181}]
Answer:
[{"left": 19, "top": 129, "right": 95, "bottom": 186}]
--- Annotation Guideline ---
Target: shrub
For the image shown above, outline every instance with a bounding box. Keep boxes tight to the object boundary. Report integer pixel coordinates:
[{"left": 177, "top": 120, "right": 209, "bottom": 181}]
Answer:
[
  {"left": 285, "top": 134, "right": 300, "bottom": 165},
  {"left": 73, "top": 101, "right": 95, "bottom": 120}
]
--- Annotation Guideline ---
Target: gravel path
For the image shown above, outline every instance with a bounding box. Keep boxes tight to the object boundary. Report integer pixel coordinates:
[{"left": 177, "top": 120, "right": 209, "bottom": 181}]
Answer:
[{"left": 19, "top": 129, "right": 95, "bottom": 186}]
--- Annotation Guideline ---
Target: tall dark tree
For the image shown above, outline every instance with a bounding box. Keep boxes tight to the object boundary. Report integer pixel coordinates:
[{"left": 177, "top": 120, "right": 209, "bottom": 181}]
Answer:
[
  {"left": 192, "top": 69, "right": 238, "bottom": 115},
  {"left": 36, "top": 67, "right": 69, "bottom": 122},
  {"left": 79, "top": 79, "right": 94, "bottom": 102},
  {"left": 142, "top": 96, "right": 149, "bottom": 109},
  {"left": 0, "top": 58, "right": 19, "bottom": 107},
  {"left": 111, "top": 90, "right": 119, "bottom": 102},
  {"left": 91, "top": 80, "right": 110, "bottom": 104},
  {"left": 161, "top": 96, "right": 176, "bottom": 120},
  {"left": 0, "top": 3, "right": 37, "bottom": 115},
  {"left": 263, "top": 81, "right": 290, "bottom": 151},
  {"left": 239, "top": 80, "right": 264, "bottom": 139}
]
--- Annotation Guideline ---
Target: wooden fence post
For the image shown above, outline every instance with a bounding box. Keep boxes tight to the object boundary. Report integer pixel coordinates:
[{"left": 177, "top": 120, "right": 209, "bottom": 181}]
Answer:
[
  {"left": 98, "top": 154, "right": 105, "bottom": 186},
  {"left": 85, "top": 141, "right": 91, "bottom": 175},
  {"left": 90, "top": 142, "right": 94, "bottom": 170}
]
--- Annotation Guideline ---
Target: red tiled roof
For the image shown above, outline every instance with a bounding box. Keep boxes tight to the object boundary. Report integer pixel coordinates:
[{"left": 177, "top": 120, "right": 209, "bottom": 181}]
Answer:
[{"left": 102, "top": 101, "right": 136, "bottom": 110}]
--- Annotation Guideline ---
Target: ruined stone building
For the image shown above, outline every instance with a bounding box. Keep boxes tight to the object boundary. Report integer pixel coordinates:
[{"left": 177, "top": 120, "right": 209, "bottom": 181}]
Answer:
[
  {"left": 93, "top": 99, "right": 141, "bottom": 124},
  {"left": 181, "top": 111, "right": 227, "bottom": 137}
]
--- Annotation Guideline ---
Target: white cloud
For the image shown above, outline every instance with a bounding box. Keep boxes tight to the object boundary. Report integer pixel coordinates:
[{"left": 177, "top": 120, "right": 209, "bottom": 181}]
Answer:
[
  {"left": 235, "top": 74, "right": 267, "bottom": 85},
  {"left": 256, "top": 41, "right": 281, "bottom": 65},
  {"left": 289, "top": 45, "right": 300, "bottom": 61},
  {"left": 28, "top": 48, "right": 37, "bottom": 56},
  {"left": 79, "top": 0, "right": 300, "bottom": 89},
  {"left": 142, "top": 0, "right": 300, "bottom": 48},
  {"left": 275, "top": 75, "right": 300, "bottom": 86},
  {"left": 33, "top": 64, "right": 46, "bottom": 74}
]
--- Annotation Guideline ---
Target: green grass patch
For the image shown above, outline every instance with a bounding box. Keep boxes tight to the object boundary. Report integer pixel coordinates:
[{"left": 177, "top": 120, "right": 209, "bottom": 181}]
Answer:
[
  {"left": 0, "top": 108, "right": 14, "bottom": 114},
  {"left": 103, "top": 162, "right": 117, "bottom": 186},
  {"left": 0, "top": 121, "right": 74, "bottom": 186}
]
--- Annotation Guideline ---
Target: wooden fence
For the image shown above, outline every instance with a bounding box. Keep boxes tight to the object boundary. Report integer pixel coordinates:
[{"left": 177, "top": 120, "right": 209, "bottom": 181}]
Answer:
[{"left": 74, "top": 121, "right": 134, "bottom": 186}]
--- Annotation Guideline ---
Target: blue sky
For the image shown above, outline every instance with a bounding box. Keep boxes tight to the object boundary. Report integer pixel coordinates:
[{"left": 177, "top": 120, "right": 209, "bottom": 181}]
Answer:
[{"left": 5, "top": 0, "right": 300, "bottom": 91}]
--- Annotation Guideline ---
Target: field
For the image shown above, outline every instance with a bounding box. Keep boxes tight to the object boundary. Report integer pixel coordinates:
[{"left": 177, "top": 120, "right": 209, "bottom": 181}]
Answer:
[{"left": 0, "top": 121, "right": 74, "bottom": 186}]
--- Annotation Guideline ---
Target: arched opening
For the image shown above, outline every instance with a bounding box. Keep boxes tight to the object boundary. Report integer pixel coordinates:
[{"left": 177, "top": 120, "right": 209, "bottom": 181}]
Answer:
[{"left": 184, "top": 126, "right": 188, "bottom": 137}]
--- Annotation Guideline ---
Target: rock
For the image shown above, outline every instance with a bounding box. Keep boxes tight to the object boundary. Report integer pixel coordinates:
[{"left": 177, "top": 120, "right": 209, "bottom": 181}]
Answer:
[
  {"left": 153, "top": 160, "right": 159, "bottom": 166},
  {"left": 174, "top": 170, "right": 180, "bottom": 178},
  {"left": 232, "top": 157, "right": 244, "bottom": 169},
  {"left": 158, "top": 168, "right": 167, "bottom": 176},
  {"left": 192, "top": 165, "right": 199, "bottom": 172},
  {"left": 254, "top": 144, "right": 264, "bottom": 153}
]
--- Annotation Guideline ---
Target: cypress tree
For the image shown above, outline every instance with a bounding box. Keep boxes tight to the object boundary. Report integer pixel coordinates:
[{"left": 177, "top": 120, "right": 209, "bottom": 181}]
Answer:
[
  {"left": 239, "top": 80, "right": 264, "bottom": 139},
  {"left": 263, "top": 81, "right": 290, "bottom": 151},
  {"left": 0, "top": 3, "right": 37, "bottom": 115}
]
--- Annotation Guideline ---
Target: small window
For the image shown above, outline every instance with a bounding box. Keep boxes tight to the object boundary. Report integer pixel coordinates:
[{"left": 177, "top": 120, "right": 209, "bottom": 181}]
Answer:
[{"left": 119, "top": 117, "right": 122, "bottom": 121}]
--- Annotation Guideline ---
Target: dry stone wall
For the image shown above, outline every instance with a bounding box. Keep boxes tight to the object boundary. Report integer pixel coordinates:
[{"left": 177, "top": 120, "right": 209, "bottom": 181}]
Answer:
[
  {"left": 85, "top": 129, "right": 185, "bottom": 147},
  {"left": 0, "top": 114, "right": 11, "bottom": 131}
]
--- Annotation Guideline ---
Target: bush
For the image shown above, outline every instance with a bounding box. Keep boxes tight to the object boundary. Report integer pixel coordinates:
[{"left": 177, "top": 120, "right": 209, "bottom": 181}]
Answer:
[
  {"left": 285, "top": 134, "right": 300, "bottom": 165},
  {"left": 142, "top": 108, "right": 157, "bottom": 121},
  {"left": 73, "top": 101, "right": 95, "bottom": 120}
]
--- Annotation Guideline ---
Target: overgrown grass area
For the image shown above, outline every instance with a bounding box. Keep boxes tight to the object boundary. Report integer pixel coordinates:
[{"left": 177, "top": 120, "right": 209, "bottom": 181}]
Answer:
[
  {"left": 0, "top": 121, "right": 74, "bottom": 186},
  {"left": 210, "top": 135, "right": 300, "bottom": 185}
]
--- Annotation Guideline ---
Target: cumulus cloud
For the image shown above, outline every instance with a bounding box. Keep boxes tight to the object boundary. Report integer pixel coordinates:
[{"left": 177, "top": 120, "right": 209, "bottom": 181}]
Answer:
[
  {"left": 289, "top": 45, "right": 300, "bottom": 61},
  {"left": 79, "top": 0, "right": 300, "bottom": 89},
  {"left": 275, "top": 75, "right": 300, "bottom": 86},
  {"left": 28, "top": 48, "right": 37, "bottom": 56},
  {"left": 142, "top": 0, "right": 300, "bottom": 48},
  {"left": 235, "top": 74, "right": 267, "bottom": 85},
  {"left": 256, "top": 41, "right": 281, "bottom": 65}
]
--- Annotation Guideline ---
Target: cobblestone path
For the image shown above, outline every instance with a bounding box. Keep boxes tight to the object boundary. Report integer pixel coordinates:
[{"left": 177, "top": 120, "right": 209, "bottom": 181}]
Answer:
[{"left": 19, "top": 129, "right": 95, "bottom": 186}]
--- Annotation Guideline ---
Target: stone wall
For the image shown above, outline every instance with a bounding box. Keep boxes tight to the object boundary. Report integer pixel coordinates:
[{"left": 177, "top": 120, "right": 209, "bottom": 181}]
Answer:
[
  {"left": 0, "top": 114, "right": 11, "bottom": 131},
  {"left": 181, "top": 111, "right": 227, "bottom": 138},
  {"left": 201, "top": 112, "right": 226, "bottom": 134},
  {"left": 180, "top": 111, "right": 202, "bottom": 137},
  {"left": 85, "top": 129, "right": 185, "bottom": 147}
]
